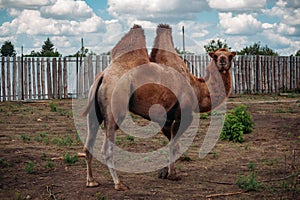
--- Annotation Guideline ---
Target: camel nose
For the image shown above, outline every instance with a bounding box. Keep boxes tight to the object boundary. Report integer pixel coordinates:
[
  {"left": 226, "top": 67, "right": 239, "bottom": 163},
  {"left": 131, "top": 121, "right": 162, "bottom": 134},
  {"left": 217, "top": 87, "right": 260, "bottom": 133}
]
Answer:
[{"left": 219, "top": 56, "right": 227, "bottom": 64}]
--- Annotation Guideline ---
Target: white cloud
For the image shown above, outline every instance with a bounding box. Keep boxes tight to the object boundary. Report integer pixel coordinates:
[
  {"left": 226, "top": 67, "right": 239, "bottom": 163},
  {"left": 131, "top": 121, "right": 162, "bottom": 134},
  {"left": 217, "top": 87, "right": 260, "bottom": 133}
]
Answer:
[
  {"left": 218, "top": 12, "right": 262, "bottom": 35},
  {"left": 40, "top": 0, "right": 94, "bottom": 20},
  {"left": 0, "top": 9, "right": 105, "bottom": 36},
  {"left": 277, "top": 23, "right": 299, "bottom": 35},
  {"left": 262, "top": 1, "right": 300, "bottom": 26},
  {"left": 208, "top": 0, "right": 266, "bottom": 11},
  {"left": 263, "top": 31, "right": 292, "bottom": 49},
  {"left": 0, "top": 0, "right": 55, "bottom": 9},
  {"left": 107, "top": 0, "right": 209, "bottom": 25}
]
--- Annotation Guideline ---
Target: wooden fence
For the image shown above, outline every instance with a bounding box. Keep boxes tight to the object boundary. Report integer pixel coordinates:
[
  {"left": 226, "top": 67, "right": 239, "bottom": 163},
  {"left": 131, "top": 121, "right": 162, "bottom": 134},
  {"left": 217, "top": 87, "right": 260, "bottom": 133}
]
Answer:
[{"left": 0, "top": 55, "right": 299, "bottom": 101}]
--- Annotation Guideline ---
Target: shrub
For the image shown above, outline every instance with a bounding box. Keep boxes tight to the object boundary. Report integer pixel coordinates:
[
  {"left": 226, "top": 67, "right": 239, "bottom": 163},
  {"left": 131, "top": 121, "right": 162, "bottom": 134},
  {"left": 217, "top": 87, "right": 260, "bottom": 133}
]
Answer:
[{"left": 220, "top": 104, "right": 254, "bottom": 143}]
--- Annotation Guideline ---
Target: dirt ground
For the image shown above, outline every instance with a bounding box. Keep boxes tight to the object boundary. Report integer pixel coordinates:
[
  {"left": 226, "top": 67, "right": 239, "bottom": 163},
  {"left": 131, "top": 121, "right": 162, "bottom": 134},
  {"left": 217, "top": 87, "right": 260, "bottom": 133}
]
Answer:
[{"left": 0, "top": 95, "right": 299, "bottom": 200}]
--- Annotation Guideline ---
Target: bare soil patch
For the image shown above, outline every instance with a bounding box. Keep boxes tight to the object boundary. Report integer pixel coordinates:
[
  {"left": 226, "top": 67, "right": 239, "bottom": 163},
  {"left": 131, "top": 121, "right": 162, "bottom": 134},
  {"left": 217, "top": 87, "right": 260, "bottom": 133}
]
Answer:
[{"left": 0, "top": 95, "right": 299, "bottom": 199}]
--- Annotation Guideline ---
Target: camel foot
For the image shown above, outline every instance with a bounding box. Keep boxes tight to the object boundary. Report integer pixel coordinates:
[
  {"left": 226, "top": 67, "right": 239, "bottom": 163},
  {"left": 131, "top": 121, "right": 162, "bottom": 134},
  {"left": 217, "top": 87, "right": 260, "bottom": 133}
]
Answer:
[
  {"left": 158, "top": 167, "right": 169, "bottom": 179},
  {"left": 167, "top": 173, "right": 181, "bottom": 181},
  {"left": 86, "top": 181, "right": 100, "bottom": 188},
  {"left": 115, "top": 182, "right": 129, "bottom": 191}
]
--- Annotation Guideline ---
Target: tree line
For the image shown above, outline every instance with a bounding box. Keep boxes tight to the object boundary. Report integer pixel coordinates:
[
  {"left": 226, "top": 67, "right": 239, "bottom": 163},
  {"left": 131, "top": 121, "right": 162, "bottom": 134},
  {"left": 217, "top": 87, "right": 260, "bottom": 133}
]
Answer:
[{"left": 1, "top": 38, "right": 300, "bottom": 57}]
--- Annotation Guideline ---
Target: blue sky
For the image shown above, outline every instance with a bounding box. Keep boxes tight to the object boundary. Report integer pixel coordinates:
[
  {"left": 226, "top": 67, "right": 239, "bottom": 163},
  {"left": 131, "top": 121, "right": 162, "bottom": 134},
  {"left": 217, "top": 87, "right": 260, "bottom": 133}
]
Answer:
[{"left": 0, "top": 0, "right": 299, "bottom": 56}]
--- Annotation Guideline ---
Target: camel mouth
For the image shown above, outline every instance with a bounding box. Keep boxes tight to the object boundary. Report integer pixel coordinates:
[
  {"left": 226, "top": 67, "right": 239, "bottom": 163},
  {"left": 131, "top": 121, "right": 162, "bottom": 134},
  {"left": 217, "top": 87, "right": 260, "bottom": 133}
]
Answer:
[{"left": 219, "top": 69, "right": 228, "bottom": 74}]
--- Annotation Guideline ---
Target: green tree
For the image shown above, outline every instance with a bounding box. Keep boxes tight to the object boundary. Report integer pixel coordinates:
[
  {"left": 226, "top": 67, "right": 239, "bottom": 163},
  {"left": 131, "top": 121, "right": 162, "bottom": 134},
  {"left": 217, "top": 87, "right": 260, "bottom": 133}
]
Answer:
[
  {"left": 238, "top": 42, "right": 278, "bottom": 56},
  {"left": 26, "top": 38, "right": 61, "bottom": 57},
  {"left": 295, "top": 50, "right": 300, "bottom": 56},
  {"left": 41, "top": 38, "right": 61, "bottom": 57},
  {"left": 0, "top": 41, "right": 16, "bottom": 57},
  {"left": 204, "top": 39, "right": 231, "bottom": 53}
]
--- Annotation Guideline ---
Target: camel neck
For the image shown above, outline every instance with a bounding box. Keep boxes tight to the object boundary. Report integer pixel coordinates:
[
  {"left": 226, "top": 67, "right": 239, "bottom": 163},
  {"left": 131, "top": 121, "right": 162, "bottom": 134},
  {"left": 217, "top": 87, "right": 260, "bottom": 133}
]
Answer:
[{"left": 193, "top": 66, "right": 232, "bottom": 113}]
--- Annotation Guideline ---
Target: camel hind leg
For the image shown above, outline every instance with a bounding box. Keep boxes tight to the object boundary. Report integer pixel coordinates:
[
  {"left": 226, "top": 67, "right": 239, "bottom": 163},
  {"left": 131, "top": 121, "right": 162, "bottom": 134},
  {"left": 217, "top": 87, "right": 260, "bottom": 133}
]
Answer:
[
  {"left": 101, "top": 120, "right": 128, "bottom": 191},
  {"left": 84, "top": 104, "right": 102, "bottom": 187}
]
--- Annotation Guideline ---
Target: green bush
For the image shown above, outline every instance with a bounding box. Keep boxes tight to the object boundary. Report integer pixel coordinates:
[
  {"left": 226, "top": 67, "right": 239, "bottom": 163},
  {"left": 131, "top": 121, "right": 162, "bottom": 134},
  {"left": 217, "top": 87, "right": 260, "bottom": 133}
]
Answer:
[{"left": 220, "top": 104, "right": 254, "bottom": 143}]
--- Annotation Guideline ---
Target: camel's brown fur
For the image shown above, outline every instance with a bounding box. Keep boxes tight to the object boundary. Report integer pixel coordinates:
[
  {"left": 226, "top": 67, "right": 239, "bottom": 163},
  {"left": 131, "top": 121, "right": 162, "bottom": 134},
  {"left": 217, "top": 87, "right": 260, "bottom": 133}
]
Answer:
[{"left": 82, "top": 24, "right": 236, "bottom": 190}]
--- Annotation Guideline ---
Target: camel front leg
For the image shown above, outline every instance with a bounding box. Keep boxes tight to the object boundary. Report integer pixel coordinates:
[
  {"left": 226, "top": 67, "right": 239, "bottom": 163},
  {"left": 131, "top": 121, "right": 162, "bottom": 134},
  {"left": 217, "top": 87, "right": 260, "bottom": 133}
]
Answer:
[
  {"left": 168, "top": 111, "right": 193, "bottom": 180},
  {"left": 101, "top": 125, "right": 128, "bottom": 191}
]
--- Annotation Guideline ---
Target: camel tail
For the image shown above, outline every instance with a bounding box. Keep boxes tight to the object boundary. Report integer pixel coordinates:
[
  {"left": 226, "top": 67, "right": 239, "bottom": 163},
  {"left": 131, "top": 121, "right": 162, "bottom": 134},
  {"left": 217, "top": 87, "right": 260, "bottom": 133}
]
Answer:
[{"left": 81, "top": 73, "right": 103, "bottom": 117}]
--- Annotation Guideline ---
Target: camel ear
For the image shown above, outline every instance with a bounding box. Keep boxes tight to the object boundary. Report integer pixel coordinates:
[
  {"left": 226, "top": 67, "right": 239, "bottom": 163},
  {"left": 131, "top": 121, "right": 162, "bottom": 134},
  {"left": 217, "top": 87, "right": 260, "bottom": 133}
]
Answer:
[
  {"left": 209, "top": 52, "right": 214, "bottom": 58},
  {"left": 231, "top": 52, "right": 236, "bottom": 57}
]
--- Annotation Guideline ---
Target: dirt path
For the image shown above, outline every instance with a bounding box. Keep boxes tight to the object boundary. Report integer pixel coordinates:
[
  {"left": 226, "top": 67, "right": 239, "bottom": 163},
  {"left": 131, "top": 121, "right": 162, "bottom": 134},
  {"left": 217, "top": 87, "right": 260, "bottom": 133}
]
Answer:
[{"left": 0, "top": 95, "right": 299, "bottom": 199}]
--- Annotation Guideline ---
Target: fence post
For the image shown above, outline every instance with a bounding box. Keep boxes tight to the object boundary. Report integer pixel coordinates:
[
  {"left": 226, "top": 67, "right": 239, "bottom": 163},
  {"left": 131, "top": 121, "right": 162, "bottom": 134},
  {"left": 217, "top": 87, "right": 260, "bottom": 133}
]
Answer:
[
  {"left": 37, "top": 58, "right": 41, "bottom": 99},
  {"left": 58, "top": 57, "right": 62, "bottom": 99},
  {"left": 24, "top": 58, "right": 28, "bottom": 99},
  {"left": 52, "top": 58, "right": 57, "bottom": 99},
  {"left": 84, "top": 57, "right": 89, "bottom": 97},
  {"left": 63, "top": 57, "right": 68, "bottom": 98},
  {"left": 6, "top": 56, "right": 11, "bottom": 101},
  {"left": 17, "top": 56, "right": 22, "bottom": 100},
  {"left": 47, "top": 58, "right": 52, "bottom": 99},
  {"left": 1, "top": 56, "right": 5, "bottom": 101},
  {"left": 32, "top": 58, "right": 36, "bottom": 99},
  {"left": 12, "top": 56, "right": 17, "bottom": 100}
]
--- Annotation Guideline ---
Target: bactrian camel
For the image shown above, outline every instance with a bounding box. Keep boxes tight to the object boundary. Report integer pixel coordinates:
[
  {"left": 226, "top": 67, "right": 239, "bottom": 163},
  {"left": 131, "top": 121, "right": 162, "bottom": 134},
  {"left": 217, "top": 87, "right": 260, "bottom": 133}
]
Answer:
[{"left": 82, "top": 24, "right": 236, "bottom": 190}]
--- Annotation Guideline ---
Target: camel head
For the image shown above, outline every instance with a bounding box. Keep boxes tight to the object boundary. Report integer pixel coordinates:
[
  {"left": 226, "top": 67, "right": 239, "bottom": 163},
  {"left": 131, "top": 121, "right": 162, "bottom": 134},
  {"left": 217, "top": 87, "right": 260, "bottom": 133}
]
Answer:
[{"left": 209, "top": 48, "right": 236, "bottom": 74}]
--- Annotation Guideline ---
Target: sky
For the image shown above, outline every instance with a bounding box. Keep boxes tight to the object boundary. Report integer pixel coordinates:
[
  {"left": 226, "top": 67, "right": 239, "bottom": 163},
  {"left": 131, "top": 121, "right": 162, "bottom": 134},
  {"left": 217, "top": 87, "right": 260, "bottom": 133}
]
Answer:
[{"left": 0, "top": 0, "right": 299, "bottom": 56}]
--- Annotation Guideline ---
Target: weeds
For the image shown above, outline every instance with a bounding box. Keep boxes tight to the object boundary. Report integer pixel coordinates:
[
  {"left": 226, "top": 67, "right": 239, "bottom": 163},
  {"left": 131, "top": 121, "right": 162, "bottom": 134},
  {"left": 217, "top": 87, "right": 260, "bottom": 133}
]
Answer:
[
  {"left": 49, "top": 101, "right": 72, "bottom": 116},
  {"left": 200, "top": 113, "right": 209, "bottom": 119},
  {"left": 34, "top": 131, "right": 49, "bottom": 145},
  {"left": 15, "top": 192, "right": 22, "bottom": 200},
  {"left": 64, "top": 153, "right": 78, "bottom": 165},
  {"left": 236, "top": 161, "right": 259, "bottom": 191},
  {"left": 126, "top": 135, "right": 135, "bottom": 144},
  {"left": 20, "top": 134, "right": 32, "bottom": 143},
  {"left": 236, "top": 172, "right": 259, "bottom": 191},
  {"left": 0, "top": 158, "right": 13, "bottom": 168},
  {"left": 25, "top": 161, "right": 35, "bottom": 174},
  {"left": 44, "top": 159, "right": 54, "bottom": 169},
  {"left": 53, "top": 135, "right": 73, "bottom": 146},
  {"left": 95, "top": 192, "right": 108, "bottom": 200}
]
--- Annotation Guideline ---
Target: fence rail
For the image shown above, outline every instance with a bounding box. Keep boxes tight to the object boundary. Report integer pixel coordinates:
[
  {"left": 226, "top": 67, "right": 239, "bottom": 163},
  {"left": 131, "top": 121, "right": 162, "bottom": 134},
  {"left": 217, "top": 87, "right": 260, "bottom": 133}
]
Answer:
[{"left": 0, "top": 55, "right": 299, "bottom": 101}]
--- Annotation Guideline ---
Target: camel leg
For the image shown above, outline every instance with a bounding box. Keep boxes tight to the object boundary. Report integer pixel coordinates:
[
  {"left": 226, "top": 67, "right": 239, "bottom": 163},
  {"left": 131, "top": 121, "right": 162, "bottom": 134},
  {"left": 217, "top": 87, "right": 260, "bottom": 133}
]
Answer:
[
  {"left": 158, "top": 120, "right": 172, "bottom": 179},
  {"left": 168, "top": 111, "right": 193, "bottom": 181},
  {"left": 101, "top": 124, "right": 128, "bottom": 191},
  {"left": 84, "top": 107, "right": 101, "bottom": 187}
]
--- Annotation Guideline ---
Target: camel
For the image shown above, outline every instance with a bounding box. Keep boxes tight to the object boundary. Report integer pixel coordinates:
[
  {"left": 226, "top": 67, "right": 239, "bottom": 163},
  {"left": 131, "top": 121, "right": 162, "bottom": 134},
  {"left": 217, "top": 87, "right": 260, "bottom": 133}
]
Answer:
[{"left": 81, "top": 24, "right": 236, "bottom": 190}]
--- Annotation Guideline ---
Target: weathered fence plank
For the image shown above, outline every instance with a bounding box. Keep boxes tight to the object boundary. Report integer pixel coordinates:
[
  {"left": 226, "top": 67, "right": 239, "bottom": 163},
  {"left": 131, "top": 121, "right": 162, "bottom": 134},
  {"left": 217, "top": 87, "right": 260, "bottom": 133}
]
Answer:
[
  {"left": 12, "top": 57, "right": 17, "bottom": 100},
  {"left": 17, "top": 57, "right": 22, "bottom": 99},
  {"left": 41, "top": 58, "right": 46, "bottom": 99},
  {"left": 0, "top": 55, "right": 299, "bottom": 101},
  {"left": 88, "top": 55, "right": 94, "bottom": 89},
  {"left": 63, "top": 57, "right": 67, "bottom": 98},
  {"left": 84, "top": 57, "right": 89, "bottom": 97},
  {"left": 47, "top": 58, "right": 52, "bottom": 99},
  {"left": 32, "top": 58, "right": 36, "bottom": 99},
  {"left": 52, "top": 58, "right": 57, "bottom": 99},
  {"left": 58, "top": 58, "right": 62, "bottom": 99},
  {"left": 24, "top": 58, "right": 28, "bottom": 99},
  {"left": 6, "top": 56, "right": 11, "bottom": 101},
  {"left": 96, "top": 55, "right": 101, "bottom": 75},
  {"left": 1, "top": 57, "right": 5, "bottom": 101},
  {"left": 37, "top": 58, "right": 41, "bottom": 99}
]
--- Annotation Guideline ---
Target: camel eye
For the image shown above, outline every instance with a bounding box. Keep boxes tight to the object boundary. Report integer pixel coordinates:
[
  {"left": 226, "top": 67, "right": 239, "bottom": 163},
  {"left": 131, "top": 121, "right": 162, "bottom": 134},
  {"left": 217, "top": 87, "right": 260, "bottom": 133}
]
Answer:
[{"left": 214, "top": 55, "right": 218, "bottom": 60}]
